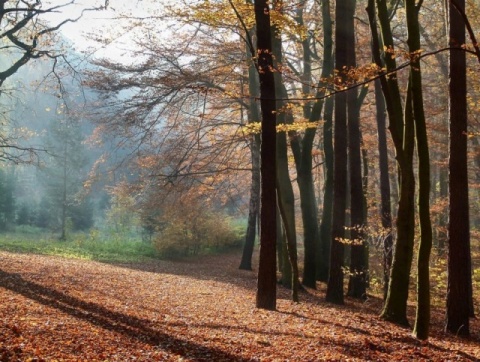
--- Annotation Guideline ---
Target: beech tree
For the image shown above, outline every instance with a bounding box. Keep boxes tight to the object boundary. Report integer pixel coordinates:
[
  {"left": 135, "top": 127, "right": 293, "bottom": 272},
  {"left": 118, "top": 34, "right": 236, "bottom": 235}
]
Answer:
[
  {"left": 0, "top": 1, "right": 107, "bottom": 164},
  {"left": 0, "top": 0, "right": 108, "bottom": 88},
  {"left": 317, "top": 0, "right": 334, "bottom": 283},
  {"left": 238, "top": 18, "right": 261, "bottom": 271},
  {"left": 271, "top": 0, "right": 300, "bottom": 302},
  {"left": 325, "top": 0, "right": 354, "bottom": 305},
  {"left": 446, "top": 0, "right": 471, "bottom": 336},
  {"left": 368, "top": 0, "right": 416, "bottom": 326},
  {"left": 254, "top": 0, "right": 277, "bottom": 311}
]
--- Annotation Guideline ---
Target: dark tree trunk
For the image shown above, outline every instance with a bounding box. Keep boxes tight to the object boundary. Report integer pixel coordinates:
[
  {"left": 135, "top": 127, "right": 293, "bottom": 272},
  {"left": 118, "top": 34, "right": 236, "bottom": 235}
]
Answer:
[
  {"left": 368, "top": 0, "right": 416, "bottom": 326},
  {"left": 318, "top": 95, "right": 334, "bottom": 282},
  {"left": 406, "top": 0, "right": 433, "bottom": 340},
  {"left": 437, "top": 168, "right": 448, "bottom": 253},
  {"left": 239, "top": 134, "right": 260, "bottom": 270},
  {"left": 347, "top": 120, "right": 368, "bottom": 298},
  {"left": 346, "top": 0, "right": 367, "bottom": 300},
  {"left": 278, "top": 210, "right": 292, "bottom": 288},
  {"left": 254, "top": 0, "right": 277, "bottom": 311},
  {"left": 293, "top": 4, "right": 318, "bottom": 289},
  {"left": 326, "top": 0, "right": 354, "bottom": 305},
  {"left": 374, "top": 79, "right": 393, "bottom": 300},
  {"left": 240, "top": 15, "right": 261, "bottom": 271},
  {"left": 271, "top": 3, "right": 300, "bottom": 302},
  {"left": 446, "top": 0, "right": 472, "bottom": 336},
  {"left": 317, "top": 0, "right": 334, "bottom": 283}
]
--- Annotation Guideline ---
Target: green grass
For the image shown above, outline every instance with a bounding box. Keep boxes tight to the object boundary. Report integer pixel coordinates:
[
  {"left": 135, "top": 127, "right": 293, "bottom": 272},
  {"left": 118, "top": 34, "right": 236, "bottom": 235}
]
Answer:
[{"left": 0, "top": 231, "right": 161, "bottom": 263}]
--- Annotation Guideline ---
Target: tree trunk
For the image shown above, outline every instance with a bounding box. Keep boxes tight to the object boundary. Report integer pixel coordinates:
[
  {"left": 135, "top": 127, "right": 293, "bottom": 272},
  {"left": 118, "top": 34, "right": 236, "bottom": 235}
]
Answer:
[
  {"left": 239, "top": 9, "right": 261, "bottom": 271},
  {"left": 254, "top": 0, "right": 277, "bottom": 311},
  {"left": 239, "top": 135, "right": 260, "bottom": 270},
  {"left": 326, "top": 0, "right": 353, "bottom": 305},
  {"left": 446, "top": 0, "right": 471, "bottom": 336},
  {"left": 271, "top": 5, "right": 300, "bottom": 301},
  {"left": 347, "top": 82, "right": 368, "bottom": 299},
  {"left": 318, "top": 95, "right": 334, "bottom": 282},
  {"left": 60, "top": 139, "right": 68, "bottom": 242},
  {"left": 368, "top": 0, "right": 416, "bottom": 326},
  {"left": 405, "top": 0, "right": 433, "bottom": 340},
  {"left": 346, "top": 0, "right": 367, "bottom": 300},
  {"left": 374, "top": 79, "right": 393, "bottom": 300},
  {"left": 317, "top": 0, "right": 334, "bottom": 283},
  {"left": 278, "top": 210, "right": 292, "bottom": 288},
  {"left": 384, "top": 81, "right": 416, "bottom": 327},
  {"left": 292, "top": 4, "right": 318, "bottom": 289}
]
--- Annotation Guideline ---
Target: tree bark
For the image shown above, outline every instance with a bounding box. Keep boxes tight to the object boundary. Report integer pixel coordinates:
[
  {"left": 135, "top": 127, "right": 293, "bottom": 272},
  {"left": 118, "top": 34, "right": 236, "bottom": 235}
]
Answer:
[
  {"left": 326, "top": 0, "right": 353, "bottom": 305},
  {"left": 317, "top": 0, "right": 334, "bottom": 283},
  {"left": 446, "top": 0, "right": 471, "bottom": 336},
  {"left": 405, "top": 0, "right": 433, "bottom": 340},
  {"left": 368, "top": 0, "right": 416, "bottom": 326},
  {"left": 271, "top": 4, "right": 300, "bottom": 301},
  {"left": 374, "top": 79, "right": 393, "bottom": 300},
  {"left": 239, "top": 134, "right": 260, "bottom": 270},
  {"left": 318, "top": 96, "right": 334, "bottom": 282},
  {"left": 239, "top": 32, "right": 261, "bottom": 271},
  {"left": 346, "top": 0, "right": 367, "bottom": 300},
  {"left": 255, "top": 0, "right": 277, "bottom": 311}
]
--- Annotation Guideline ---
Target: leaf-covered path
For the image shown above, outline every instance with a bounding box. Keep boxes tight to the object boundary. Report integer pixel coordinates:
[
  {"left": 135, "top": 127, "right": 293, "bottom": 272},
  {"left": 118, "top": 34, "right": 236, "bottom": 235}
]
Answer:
[{"left": 0, "top": 250, "right": 478, "bottom": 361}]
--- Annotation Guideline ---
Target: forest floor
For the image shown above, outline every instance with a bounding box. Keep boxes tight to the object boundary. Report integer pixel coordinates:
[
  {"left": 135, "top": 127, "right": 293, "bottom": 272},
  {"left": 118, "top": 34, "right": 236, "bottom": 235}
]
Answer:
[{"left": 0, "top": 250, "right": 479, "bottom": 361}]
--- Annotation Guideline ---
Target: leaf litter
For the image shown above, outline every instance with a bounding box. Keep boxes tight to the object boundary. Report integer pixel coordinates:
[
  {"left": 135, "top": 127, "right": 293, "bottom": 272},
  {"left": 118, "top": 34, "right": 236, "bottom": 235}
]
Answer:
[{"left": 0, "top": 250, "right": 479, "bottom": 361}]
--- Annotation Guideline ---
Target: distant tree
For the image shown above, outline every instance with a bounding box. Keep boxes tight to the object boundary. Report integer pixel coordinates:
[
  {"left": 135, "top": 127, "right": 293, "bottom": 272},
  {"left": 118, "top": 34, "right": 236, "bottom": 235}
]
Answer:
[
  {"left": 16, "top": 202, "right": 30, "bottom": 226},
  {"left": 0, "top": 167, "right": 16, "bottom": 230},
  {"left": 35, "top": 196, "right": 52, "bottom": 229},
  {"left": 69, "top": 199, "right": 94, "bottom": 231},
  {"left": 40, "top": 114, "right": 90, "bottom": 239},
  {"left": 0, "top": 1, "right": 108, "bottom": 164}
]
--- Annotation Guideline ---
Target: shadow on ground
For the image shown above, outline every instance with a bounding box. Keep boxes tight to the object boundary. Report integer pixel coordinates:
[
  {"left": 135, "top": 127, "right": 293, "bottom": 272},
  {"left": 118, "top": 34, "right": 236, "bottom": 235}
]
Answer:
[{"left": 0, "top": 269, "right": 254, "bottom": 362}]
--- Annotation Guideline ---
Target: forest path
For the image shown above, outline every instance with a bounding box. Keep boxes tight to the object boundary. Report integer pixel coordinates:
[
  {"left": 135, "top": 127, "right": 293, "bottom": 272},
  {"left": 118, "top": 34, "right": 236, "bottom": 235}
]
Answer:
[{"left": 0, "top": 250, "right": 478, "bottom": 361}]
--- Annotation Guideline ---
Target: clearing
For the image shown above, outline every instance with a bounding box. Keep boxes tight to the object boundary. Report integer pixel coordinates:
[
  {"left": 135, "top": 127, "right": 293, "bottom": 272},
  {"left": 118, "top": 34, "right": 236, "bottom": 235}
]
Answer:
[{"left": 0, "top": 250, "right": 479, "bottom": 361}]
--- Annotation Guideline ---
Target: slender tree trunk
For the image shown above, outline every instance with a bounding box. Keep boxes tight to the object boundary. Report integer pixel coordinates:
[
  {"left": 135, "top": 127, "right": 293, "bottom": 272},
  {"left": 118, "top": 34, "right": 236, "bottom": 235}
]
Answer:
[
  {"left": 292, "top": 4, "right": 319, "bottom": 289},
  {"left": 374, "top": 79, "right": 393, "bottom": 300},
  {"left": 319, "top": 97, "right": 334, "bottom": 283},
  {"left": 347, "top": 77, "right": 368, "bottom": 299},
  {"left": 446, "top": 0, "right": 471, "bottom": 336},
  {"left": 239, "top": 135, "right": 260, "bottom": 270},
  {"left": 437, "top": 167, "right": 448, "bottom": 253},
  {"left": 276, "top": 131, "right": 300, "bottom": 302},
  {"left": 346, "top": 0, "right": 367, "bottom": 299},
  {"left": 317, "top": 0, "right": 334, "bottom": 283},
  {"left": 239, "top": 14, "right": 261, "bottom": 271},
  {"left": 60, "top": 140, "right": 68, "bottom": 242},
  {"left": 405, "top": 0, "right": 433, "bottom": 340},
  {"left": 326, "top": 0, "right": 354, "bottom": 305},
  {"left": 278, "top": 210, "right": 292, "bottom": 288},
  {"left": 368, "top": 0, "right": 416, "bottom": 326},
  {"left": 387, "top": 81, "right": 416, "bottom": 326},
  {"left": 271, "top": 4, "right": 300, "bottom": 301},
  {"left": 255, "top": 0, "right": 277, "bottom": 311}
]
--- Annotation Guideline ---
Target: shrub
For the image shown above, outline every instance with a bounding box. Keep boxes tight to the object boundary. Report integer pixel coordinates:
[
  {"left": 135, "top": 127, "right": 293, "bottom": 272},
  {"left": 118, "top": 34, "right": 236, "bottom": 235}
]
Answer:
[{"left": 154, "top": 210, "right": 243, "bottom": 258}]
